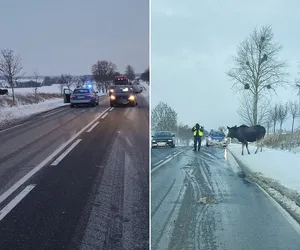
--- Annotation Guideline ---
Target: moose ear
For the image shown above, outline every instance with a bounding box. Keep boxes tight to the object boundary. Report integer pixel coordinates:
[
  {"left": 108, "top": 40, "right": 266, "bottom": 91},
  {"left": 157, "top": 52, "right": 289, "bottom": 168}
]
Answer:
[
  {"left": 234, "top": 125, "right": 237, "bottom": 128},
  {"left": 227, "top": 126, "right": 230, "bottom": 129}
]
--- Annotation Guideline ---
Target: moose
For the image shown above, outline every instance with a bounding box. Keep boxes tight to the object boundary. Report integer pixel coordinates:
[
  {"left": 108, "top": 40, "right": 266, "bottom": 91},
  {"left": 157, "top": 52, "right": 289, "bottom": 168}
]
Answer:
[
  {"left": 227, "top": 125, "right": 266, "bottom": 155},
  {"left": 0, "top": 89, "right": 8, "bottom": 95}
]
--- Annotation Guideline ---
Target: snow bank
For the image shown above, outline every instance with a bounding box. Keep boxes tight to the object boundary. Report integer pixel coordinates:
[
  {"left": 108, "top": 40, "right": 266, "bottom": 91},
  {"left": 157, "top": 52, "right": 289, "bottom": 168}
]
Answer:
[
  {"left": 227, "top": 144, "right": 300, "bottom": 224},
  {"left": 0, "top": 99, "right": 68, "bottom": 127},
  {"left": 12, "top": 84, "right": 62, "bottom": 95},
  {"left": 140, "top": 81, "right": 149, "bottom": 103}
]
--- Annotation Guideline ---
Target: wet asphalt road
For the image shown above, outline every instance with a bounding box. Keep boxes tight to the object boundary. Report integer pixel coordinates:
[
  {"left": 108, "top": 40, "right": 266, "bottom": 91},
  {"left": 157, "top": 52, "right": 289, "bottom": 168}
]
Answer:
[
  {"left": 0, "top": 94, "right": 149, "bottom": 250},
  {"left": 151, "top": 146, "right": 300, "bottom": 250}
]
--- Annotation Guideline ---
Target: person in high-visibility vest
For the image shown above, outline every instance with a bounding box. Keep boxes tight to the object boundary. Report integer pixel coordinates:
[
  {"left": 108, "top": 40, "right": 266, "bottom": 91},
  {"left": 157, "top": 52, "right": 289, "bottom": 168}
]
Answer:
[{"left": 192, "top": 123, "right": 204, "bottom": 151}]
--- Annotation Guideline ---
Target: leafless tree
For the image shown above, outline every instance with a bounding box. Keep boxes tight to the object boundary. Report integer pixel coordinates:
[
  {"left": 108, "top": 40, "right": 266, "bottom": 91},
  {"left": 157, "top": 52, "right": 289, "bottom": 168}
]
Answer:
[
  {"left": 33, "top": 68, "right": 40, "bottom": 102},
  {"left": 269, "top": 104, "right": 279, "bottom": 134},
  {"left": 151, "top": 102, "right": 177, "bottom": 132},
  {"left": 92, "top": 60, "right": 117, "bottom": 93},
  {"left": 125, "top": 65, "right": 135, "bottom": 80},
  {"left": 58, "top": 74, "right": 74, "bottom": 94},
  {"left": 237, "top": 92, "right": 270, "bottom": 126},
  {"left": 227, "top": 25, "right": 289, "bottom": 126},
  {"left": 277, "top": 102, "right": 289, "bottom": 133},
  {"left": 289, "top": 101, "right": 300, "bottom": 133},
  {"left": 0, "top": 49, "right": 23, "bottom": 102},
  {"left": 218, "top": 126, "right": 226, "bottom": 132}
]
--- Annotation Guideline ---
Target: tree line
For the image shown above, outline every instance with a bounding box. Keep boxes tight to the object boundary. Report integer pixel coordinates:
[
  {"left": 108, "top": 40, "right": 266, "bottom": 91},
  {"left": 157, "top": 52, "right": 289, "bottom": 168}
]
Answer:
[
  {"left": 151, "top": 102, "right": 208, "bottom": 145},
  {"left": 0, "top": 48, "right": 149, "bottom": 102},
  {"left": 227, "top": 25, "right": 300, "bottom": 134}
]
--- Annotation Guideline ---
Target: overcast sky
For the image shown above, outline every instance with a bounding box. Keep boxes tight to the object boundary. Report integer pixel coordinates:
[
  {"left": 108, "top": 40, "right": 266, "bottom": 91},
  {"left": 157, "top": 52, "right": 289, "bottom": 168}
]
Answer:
[
  {"left": 151, "top": 0, "right": 300, "bottom": 131},
  {"left": 0, "top": 0, "right": 149, "bottom": 76}
]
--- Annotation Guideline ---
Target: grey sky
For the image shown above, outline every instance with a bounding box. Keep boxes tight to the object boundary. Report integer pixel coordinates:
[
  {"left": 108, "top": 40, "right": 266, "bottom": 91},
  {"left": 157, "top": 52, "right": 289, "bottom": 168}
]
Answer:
[
  {"left": 151, "top": 0, "right": 300, "bottom": 130},
  {"left": 0, "top": 0, "right": 149, "bottom": 76}
]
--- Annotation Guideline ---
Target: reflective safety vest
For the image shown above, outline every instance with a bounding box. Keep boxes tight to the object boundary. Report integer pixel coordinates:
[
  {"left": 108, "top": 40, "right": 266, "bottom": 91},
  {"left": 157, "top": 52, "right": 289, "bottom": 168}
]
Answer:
[{"left": 193, "top": 126, "right": 203, "bottom": 137}]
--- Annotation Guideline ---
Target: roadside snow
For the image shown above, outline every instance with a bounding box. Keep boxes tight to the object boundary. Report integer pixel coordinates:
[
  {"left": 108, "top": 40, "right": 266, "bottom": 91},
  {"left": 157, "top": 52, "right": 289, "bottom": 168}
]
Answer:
[
  {"left": 0, "top": 99, "right": 68, "bottom": 126},
  {"left": 12, "top": 84, "right": 62, "bottom": 95},
  {"left": 140, "top": 81, "right": 149, "bottom": 103},
  {"left": 227, "top": 143, "right": 300, "bottom": 224}
]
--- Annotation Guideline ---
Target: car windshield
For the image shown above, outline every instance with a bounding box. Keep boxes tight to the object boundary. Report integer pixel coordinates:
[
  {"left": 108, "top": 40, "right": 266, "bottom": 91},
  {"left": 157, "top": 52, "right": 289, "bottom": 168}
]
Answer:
[
  {"left": 114, "top": 86, "right": 134, "bottom": 93},
  {"left": 73, "top": 89, "right": 89, "bottom": 94},
  {"left": 210, "top": 131, "right": 225, "bottom": 137},
  {"left": 154, "top": 132, "right": 172, "bottom": 137}
]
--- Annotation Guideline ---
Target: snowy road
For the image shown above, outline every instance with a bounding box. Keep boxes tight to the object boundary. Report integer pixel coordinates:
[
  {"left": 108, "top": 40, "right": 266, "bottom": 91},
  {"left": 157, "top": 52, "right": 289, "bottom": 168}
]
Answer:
[
  {"left": 0, "top": 95, "right": 149, "bottom": 249},
  {"left": 151, "top": 146, "right": 300, "bottom": 250}
]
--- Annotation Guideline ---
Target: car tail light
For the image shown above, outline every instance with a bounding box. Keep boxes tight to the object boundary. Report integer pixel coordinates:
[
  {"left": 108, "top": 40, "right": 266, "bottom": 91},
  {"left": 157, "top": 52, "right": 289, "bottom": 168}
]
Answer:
[
  {"left": 70, "top": 95, "right": 75, "bottom": 99},
  {"left": 87, "top": 94, "right": 94, "bottom": 98}
]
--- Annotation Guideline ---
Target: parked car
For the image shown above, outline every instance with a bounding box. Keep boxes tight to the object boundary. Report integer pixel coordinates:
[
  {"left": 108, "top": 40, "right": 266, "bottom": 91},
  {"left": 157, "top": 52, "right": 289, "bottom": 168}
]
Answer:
[
  {"left": 206, "top": 130, "right": 228, "bottom": 147},
  {"left": 70, "top": 88, "right": 99, "bottom": 107},
  {"left": 152, "top": 131, "right": 175, "bottom": 148}
]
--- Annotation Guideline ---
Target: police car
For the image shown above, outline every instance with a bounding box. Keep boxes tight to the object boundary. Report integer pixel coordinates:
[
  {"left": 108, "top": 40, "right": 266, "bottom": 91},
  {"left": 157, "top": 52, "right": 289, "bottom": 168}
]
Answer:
[
  {"left": 206, "top": 130, "right": 228, "bottom": 147},
  {"left": 70, "top": 84, "right": 99, "bottom": 107}
]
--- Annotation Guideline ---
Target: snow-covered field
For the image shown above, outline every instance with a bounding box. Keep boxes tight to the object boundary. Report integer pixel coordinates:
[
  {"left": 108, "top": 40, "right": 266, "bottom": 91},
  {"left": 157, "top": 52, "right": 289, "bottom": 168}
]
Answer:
[{"left": 227, "top": 143, "right": 300, "bottom": 224}]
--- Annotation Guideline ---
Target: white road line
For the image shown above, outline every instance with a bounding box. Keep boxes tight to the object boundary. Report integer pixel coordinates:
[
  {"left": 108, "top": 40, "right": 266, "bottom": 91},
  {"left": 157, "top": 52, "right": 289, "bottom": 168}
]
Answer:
[
  {"left": 0, "top": 107, "right": 110, "bottom": 205},
  {"left": 0, "top": 184, "right": 36, "bottom": 221},
  {"left": 255, "top": 183, "right": 300, "bottom": 235},
  {"left": 166, "top": 155, "right": 172, "bottom": 159},
  {"left": 101, "top": 113, "right": 108, "bottom": 119},
  {"left": 109, "top": 107, "right": 114, "bottom": 111},
  {"left": 152, "top": 150, "right": 185, "bottom": 174},
  {"left": 153, "top": 160, "right": 163, "bottom": 166},
  {"left": 125, "top": 137, "right": 133, "bottom": 147},
  {"left": 50, "top": 139, "right": 82, "bottom": 166},
  {"left": 86, "top": 122, "right": 99, "bottom": 133}
]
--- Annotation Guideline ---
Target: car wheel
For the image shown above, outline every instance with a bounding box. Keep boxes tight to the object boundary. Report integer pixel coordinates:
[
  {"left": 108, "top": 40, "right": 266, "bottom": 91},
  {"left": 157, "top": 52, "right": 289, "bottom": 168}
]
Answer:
[
  {"left": 110, "top": 102, "right": 114, "bottom": 107},
  {"left": 171, "top": 144, "right": 175, "bottom": 148},
  {"left": 206, "top": 143, "right": 209, "bottom": 147},
  {"left": 70, "top": 104, "right": 75, "bottom": 108}
]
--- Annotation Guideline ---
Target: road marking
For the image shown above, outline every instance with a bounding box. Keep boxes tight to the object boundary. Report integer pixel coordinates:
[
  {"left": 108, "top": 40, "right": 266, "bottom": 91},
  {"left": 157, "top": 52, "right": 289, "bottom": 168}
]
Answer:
[
  {"left": 255, "top": 183, "right": 300, "bottom": 236},
  {"left": 86, "top": 122, "right": 99, "bottom": 133},
  {"left": 125, "top": 137, "right": 133, "bottom": 147},
  {"left": 0, "top": 107, "right": 110, "bottom": 205},
  {"left": 166, "top": 155, "right": 172, "bottom": 159},
  {"left": 109, "top": 107, "right": 114, "bottom": 111},
  {"left": 0, "top": 184, "right": 36, "bottom": 221},
  {"left": 51, "top": 139, "right": 82, "bottom": 166},
  {"left": 153, "top": 160, "right": 163, "bottom": 166},
  {"left": 101, "top": 113, "right": 108, "bottom": 119},
  {"left": 151, "top": 149, "right": 186, "bottom": 174}
]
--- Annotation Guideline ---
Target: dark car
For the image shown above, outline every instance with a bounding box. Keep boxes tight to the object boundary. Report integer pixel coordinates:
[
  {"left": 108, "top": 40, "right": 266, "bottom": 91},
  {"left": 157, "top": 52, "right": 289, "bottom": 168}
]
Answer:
[
  {"left": 206, "top": 130, "right": 228, "bottom": 147},
  {"left": 110, "top": 85, "right": 137, "bottom": 107},
  {"left": 152, "top": 131, "right": 175, "bottom": 148}
]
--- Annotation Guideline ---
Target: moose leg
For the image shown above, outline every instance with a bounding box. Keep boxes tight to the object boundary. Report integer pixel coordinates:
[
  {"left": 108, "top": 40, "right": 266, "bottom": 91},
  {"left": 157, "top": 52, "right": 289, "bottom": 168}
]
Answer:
[
  {"left": 241, "top": 143, "right": 244, "bottom": 155},
  {"left": 245, "top": 142, "right": 250, "bottom": 154},
  {"left": 255, "top": 139, "right": 261, "bottom": 154}
]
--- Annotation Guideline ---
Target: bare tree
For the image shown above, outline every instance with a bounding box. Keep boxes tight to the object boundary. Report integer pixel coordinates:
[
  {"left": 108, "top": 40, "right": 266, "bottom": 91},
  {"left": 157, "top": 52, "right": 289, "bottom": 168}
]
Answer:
[
  {"left": 125, "top": 65, "right": 135, "bottom": 81},
  {"left": 32, "top": 68, "right": 40, "bottom": 102},
  {"left": 141, "top": 68, "right": 149, "bottom": 83},
  {"left": 277, "top": 102, "right": 289, "bottom": 133},
  {"left": 289, "top": 101, "right": 300, "bottom": 133},
  {"left": 237, "top": 92, "right": 270, "bottom": 126},
  {"left": 0, "top": 49, "right": 23, "bottom": 102},
  {"left": 58, "top": 74, "right": 74, "bottom": 93},
  {"left": 227, "top": 25, "right": 289, "bottom": 126},
  {"left": 151, "top": 102, "right": 177, "bottom": 132},
  {"left": 92, "top": 60, "right": 117, "bottom": 93},
  {"left": 269, "top": 104, "right": 279, "bottom": 134}
]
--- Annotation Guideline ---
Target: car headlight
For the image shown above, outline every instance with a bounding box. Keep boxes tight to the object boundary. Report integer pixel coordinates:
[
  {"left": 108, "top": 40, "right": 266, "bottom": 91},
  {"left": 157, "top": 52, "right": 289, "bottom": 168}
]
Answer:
[
  {"left": 208, "top": 137, "right": 212, "bottom": 141},
  {"left": 152, "top": 140, "right": 156, "bottom": 142},
  {"left": 109, "top": 89, "right": 114, "bottom": 93},
  {"left": 168, "top": 139, "right": 172, "bottom": 142},
  {"left": 110, "top": 95, "right": 116, "bottom": 100},
  {"left": 128, "top": 95, "right": 135, "bottom": 101}
]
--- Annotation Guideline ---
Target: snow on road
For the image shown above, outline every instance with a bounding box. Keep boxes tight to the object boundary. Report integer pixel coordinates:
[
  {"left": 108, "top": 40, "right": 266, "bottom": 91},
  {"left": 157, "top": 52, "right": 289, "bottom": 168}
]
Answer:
[
  {"left": 140, "top": 81, "right": 149, "bottom": 104},
  {"left": 228, "top": 143, "right": 300, "bottom": 224}
]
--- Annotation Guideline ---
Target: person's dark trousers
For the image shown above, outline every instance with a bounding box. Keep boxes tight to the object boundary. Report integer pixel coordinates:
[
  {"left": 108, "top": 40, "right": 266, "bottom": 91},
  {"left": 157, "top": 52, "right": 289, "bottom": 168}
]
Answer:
[{"left": 193, "top": 136, "right": 202, "bottom": 151}]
